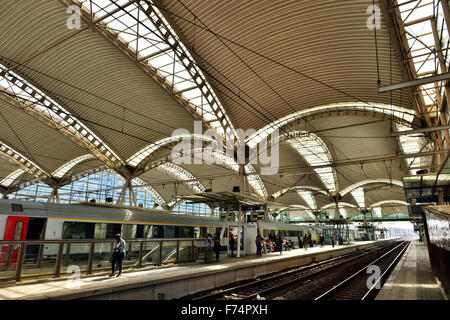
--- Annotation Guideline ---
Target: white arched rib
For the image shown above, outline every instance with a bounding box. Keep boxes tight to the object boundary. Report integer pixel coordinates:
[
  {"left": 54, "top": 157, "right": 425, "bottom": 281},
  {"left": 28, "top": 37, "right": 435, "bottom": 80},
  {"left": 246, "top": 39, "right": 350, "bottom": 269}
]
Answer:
[
  {"left": 273, "top": 185, "right": 328, "bottom": 199},
  {"left": 247, "top": 102, "right": 415, "bottom": 146},
  {"left": 132, "top": 176, "right": 166, "bottom": 206},
  {"left": 340, "top": 179, "right": 403, "bottom": 197},
  {"left": 321, "top": 202, "right": 358, "bottom": 209},
  {"left": 127, "top": 134, "right": 215, "bottom": 167},
  {"left": 52, "top": 154, "right": 97, "bottom": 179},
  {"left": 128, "top": 134, "right": 268, "bottom": 199},
  {"left": 369, "top": 200, "right": 408, "bottom": 208}
]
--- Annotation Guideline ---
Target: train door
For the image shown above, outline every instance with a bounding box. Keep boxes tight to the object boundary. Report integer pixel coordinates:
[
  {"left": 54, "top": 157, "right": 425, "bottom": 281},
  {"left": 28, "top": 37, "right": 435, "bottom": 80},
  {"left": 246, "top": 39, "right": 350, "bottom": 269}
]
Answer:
[
  {"left": 1, "top": 216, "right": 29, "bottom": 267},
  {"left": 25, "top": 218, "right": 47, "bottom": 260}
]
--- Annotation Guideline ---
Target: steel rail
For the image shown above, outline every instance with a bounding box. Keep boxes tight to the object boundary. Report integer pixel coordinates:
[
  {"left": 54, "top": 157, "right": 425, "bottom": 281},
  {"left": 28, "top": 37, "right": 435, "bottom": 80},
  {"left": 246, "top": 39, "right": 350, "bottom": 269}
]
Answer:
[
  {"left": 314, "top": 241, "right": 409, "bottom": 300},
  {"left": 193, "top": 241, "right": 397, "bottom": 300}
]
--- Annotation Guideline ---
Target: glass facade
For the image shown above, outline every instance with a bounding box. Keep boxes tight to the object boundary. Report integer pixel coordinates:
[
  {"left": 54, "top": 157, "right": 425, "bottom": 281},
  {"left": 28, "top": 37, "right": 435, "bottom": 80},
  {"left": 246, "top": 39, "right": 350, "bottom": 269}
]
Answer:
[
  {"left": 172, "top": 201, "right": 220, "bottom": 218},
  {"left": 9, "top": 170, "right": 160, "bottom": 208}
]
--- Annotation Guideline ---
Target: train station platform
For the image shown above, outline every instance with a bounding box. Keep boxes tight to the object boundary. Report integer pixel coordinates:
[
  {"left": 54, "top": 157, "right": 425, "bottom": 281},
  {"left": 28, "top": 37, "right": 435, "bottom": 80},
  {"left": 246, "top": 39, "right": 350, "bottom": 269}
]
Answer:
[
  {"left": 376, "top": 240, "right": 447, "bottom": 300},
  {"left": 0, "top": 240, "right": 385, "bottom": 300}
]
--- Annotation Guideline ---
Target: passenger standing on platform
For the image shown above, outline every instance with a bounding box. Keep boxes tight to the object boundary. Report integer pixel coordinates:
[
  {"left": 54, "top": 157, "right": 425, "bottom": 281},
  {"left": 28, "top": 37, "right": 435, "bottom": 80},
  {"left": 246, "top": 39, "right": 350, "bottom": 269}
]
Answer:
[
  {"left": 303, "top": 233, "right": 309, "bottom": 250},
  {"left": 205, "top": 233, "right": 213, "bottom": 263},
  {"left": 331, "top": 234, "right": 335, "bottom": 248},
  {"left": 308, "top": 233, "right": 313, "bottom": 248},
  {"left": 297, "top": 232, "right": 303, "bottom": 249},
  {"left": 319, "top": 234, "right": 324, "bottom": 247},
  {"left": 213, "top": 233, "right": 221, "bottom": 262},
  {"left": 255, "top": 233, "right": 262, "bottom": 256},
  {"left": 110, "top": 234, "right": 126, "bottom": 277},
  {"left": 276, "top": 234, "right": 283, "bottom": 254},
  {"left": 229, "top": 234, "right": 235, "bottom": 257}
]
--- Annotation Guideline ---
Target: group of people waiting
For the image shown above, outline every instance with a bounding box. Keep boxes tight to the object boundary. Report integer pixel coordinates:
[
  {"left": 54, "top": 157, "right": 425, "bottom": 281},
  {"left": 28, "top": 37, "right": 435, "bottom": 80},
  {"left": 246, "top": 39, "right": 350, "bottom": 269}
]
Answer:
[
  {"left": 298, "top": 232, "right": 317, "bottom": 250},
  {"left": 204, "top": 230, "right": 347, "bottom": 264}
]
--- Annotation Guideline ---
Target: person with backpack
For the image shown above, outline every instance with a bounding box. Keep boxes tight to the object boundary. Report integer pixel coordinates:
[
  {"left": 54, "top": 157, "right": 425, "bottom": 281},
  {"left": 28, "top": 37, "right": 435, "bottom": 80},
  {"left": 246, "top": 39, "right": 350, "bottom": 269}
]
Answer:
[{"left": 109, "top": 234, "right": 126, "bottom": 277}]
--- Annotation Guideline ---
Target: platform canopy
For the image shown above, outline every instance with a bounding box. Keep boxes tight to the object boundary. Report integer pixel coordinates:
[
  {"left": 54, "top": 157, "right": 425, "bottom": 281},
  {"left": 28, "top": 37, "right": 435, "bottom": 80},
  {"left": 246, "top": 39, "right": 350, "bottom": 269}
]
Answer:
[{"left": 0, "top": 0, "right": 449, "bottom": 217}]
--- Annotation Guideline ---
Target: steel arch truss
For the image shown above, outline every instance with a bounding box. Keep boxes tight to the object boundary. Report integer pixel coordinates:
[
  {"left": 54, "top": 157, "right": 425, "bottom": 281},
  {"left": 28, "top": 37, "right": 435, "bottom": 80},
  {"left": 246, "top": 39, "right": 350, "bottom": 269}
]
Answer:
[
  {"left": 369, "top": 200, "right": 408, "bottom": 208},
  {"left": 52, "top": 154, "right": 97, "bottom": 179},
  {"left": 0, "top": 63, "right": 123, "bottom": 169},
  {"left": 0, "top": 140, "right": 48, "bottom": 180},
  {"left": 272, "top": 185, "right": 328, "bottom": 200},
  {"left": 68, "top": 0, "right": 236, "bottom": 139},
  {"left": 247, "top": 102, "right": 416, "bottom": 147},
  {"left": 340, "top": 179, "right": 404, "bottom": 197}
]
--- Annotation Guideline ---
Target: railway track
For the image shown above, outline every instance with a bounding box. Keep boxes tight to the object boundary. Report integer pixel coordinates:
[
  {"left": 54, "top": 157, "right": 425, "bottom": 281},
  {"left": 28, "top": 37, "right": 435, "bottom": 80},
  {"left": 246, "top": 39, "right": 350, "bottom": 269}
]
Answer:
[
  {"left": 315, "top": 240, "right": 410, "bottom": 300},
  {"left": 190, "top": 240, "right": 404, "bottom": 300}
]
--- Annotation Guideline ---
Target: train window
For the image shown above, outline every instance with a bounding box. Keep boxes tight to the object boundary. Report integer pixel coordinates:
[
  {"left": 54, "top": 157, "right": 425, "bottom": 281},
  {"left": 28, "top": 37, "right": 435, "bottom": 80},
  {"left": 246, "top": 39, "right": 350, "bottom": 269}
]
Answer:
[
  {"left": 11, "top": 204, "right": 23, "bottom": 212},
  {"left": 105, "top": 224, "right": 121, "bottom": 238},
  {"left": 153, "top": 225, "right": 164, "bottom": 238},
  {"left": 206, "top": 227, "right": 216, "bottom": 236},
  {"left": 121, "top": 224, "right": 137, "bottom": 239},
  {"left": 13, "top": 221, "right": 24, "bottom": 240},
  {"left": 179, "top": 226, "right": 194, "bottom": 238},
  {"left": 63, "top": 222, "right": 95, "bottom": 239},
  {"left": 163, "top": 225, "right": 176, "bottom": 238},
  {"left": 94, "top": 224, "right": 107, "bottom": 239},
  {"left": 136, "top": 225, "right": 144, "bottom": 238}
]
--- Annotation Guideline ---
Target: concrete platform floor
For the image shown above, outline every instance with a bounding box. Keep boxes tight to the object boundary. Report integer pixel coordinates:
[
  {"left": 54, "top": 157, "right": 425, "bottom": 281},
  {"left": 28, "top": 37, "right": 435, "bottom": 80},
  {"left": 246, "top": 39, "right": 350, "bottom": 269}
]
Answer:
[
  {"left": 376, "top": 241, "right": 447, "bottom": 300},
  {"left": 0, "top": 240, "right": 382, "bottom": 300}
]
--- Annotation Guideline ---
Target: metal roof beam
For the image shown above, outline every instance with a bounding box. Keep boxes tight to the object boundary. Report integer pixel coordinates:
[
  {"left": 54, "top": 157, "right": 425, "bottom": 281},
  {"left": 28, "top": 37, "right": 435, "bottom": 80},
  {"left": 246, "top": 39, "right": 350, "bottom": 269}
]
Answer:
[{"left": 378, "top": 72, "right": 450, "bottom": 93}]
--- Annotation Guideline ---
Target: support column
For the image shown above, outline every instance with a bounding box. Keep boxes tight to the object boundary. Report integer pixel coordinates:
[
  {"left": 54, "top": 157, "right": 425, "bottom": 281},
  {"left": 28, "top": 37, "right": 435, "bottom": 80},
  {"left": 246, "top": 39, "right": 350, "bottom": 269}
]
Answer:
[
  {"left": 334, "top": 200, "right": 341, "bottom": 220},
  {"left": 438, "top": 190, "right": 444, "bottom": 205},
  {"left": 237, "top": 203, "right": 242, "bottom": 258},
  {"left": 116, "top": 177, "right": 136, "bottom": 206},
  {"left": 47, "top": 186, "right": 60, "bottom": 204},
  {"left": 210, "top": 205, "right": 216, "bottom": 217},
  {"left": 219, "top": 204, "right": 231, "bottom": 242}
]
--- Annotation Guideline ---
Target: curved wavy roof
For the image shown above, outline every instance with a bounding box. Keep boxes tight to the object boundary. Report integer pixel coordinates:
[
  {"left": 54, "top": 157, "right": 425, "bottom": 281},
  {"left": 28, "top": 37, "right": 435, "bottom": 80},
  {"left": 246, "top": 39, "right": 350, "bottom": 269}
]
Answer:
[{"left": 1, "top": 0, "right": 444, "bottom": 213}]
